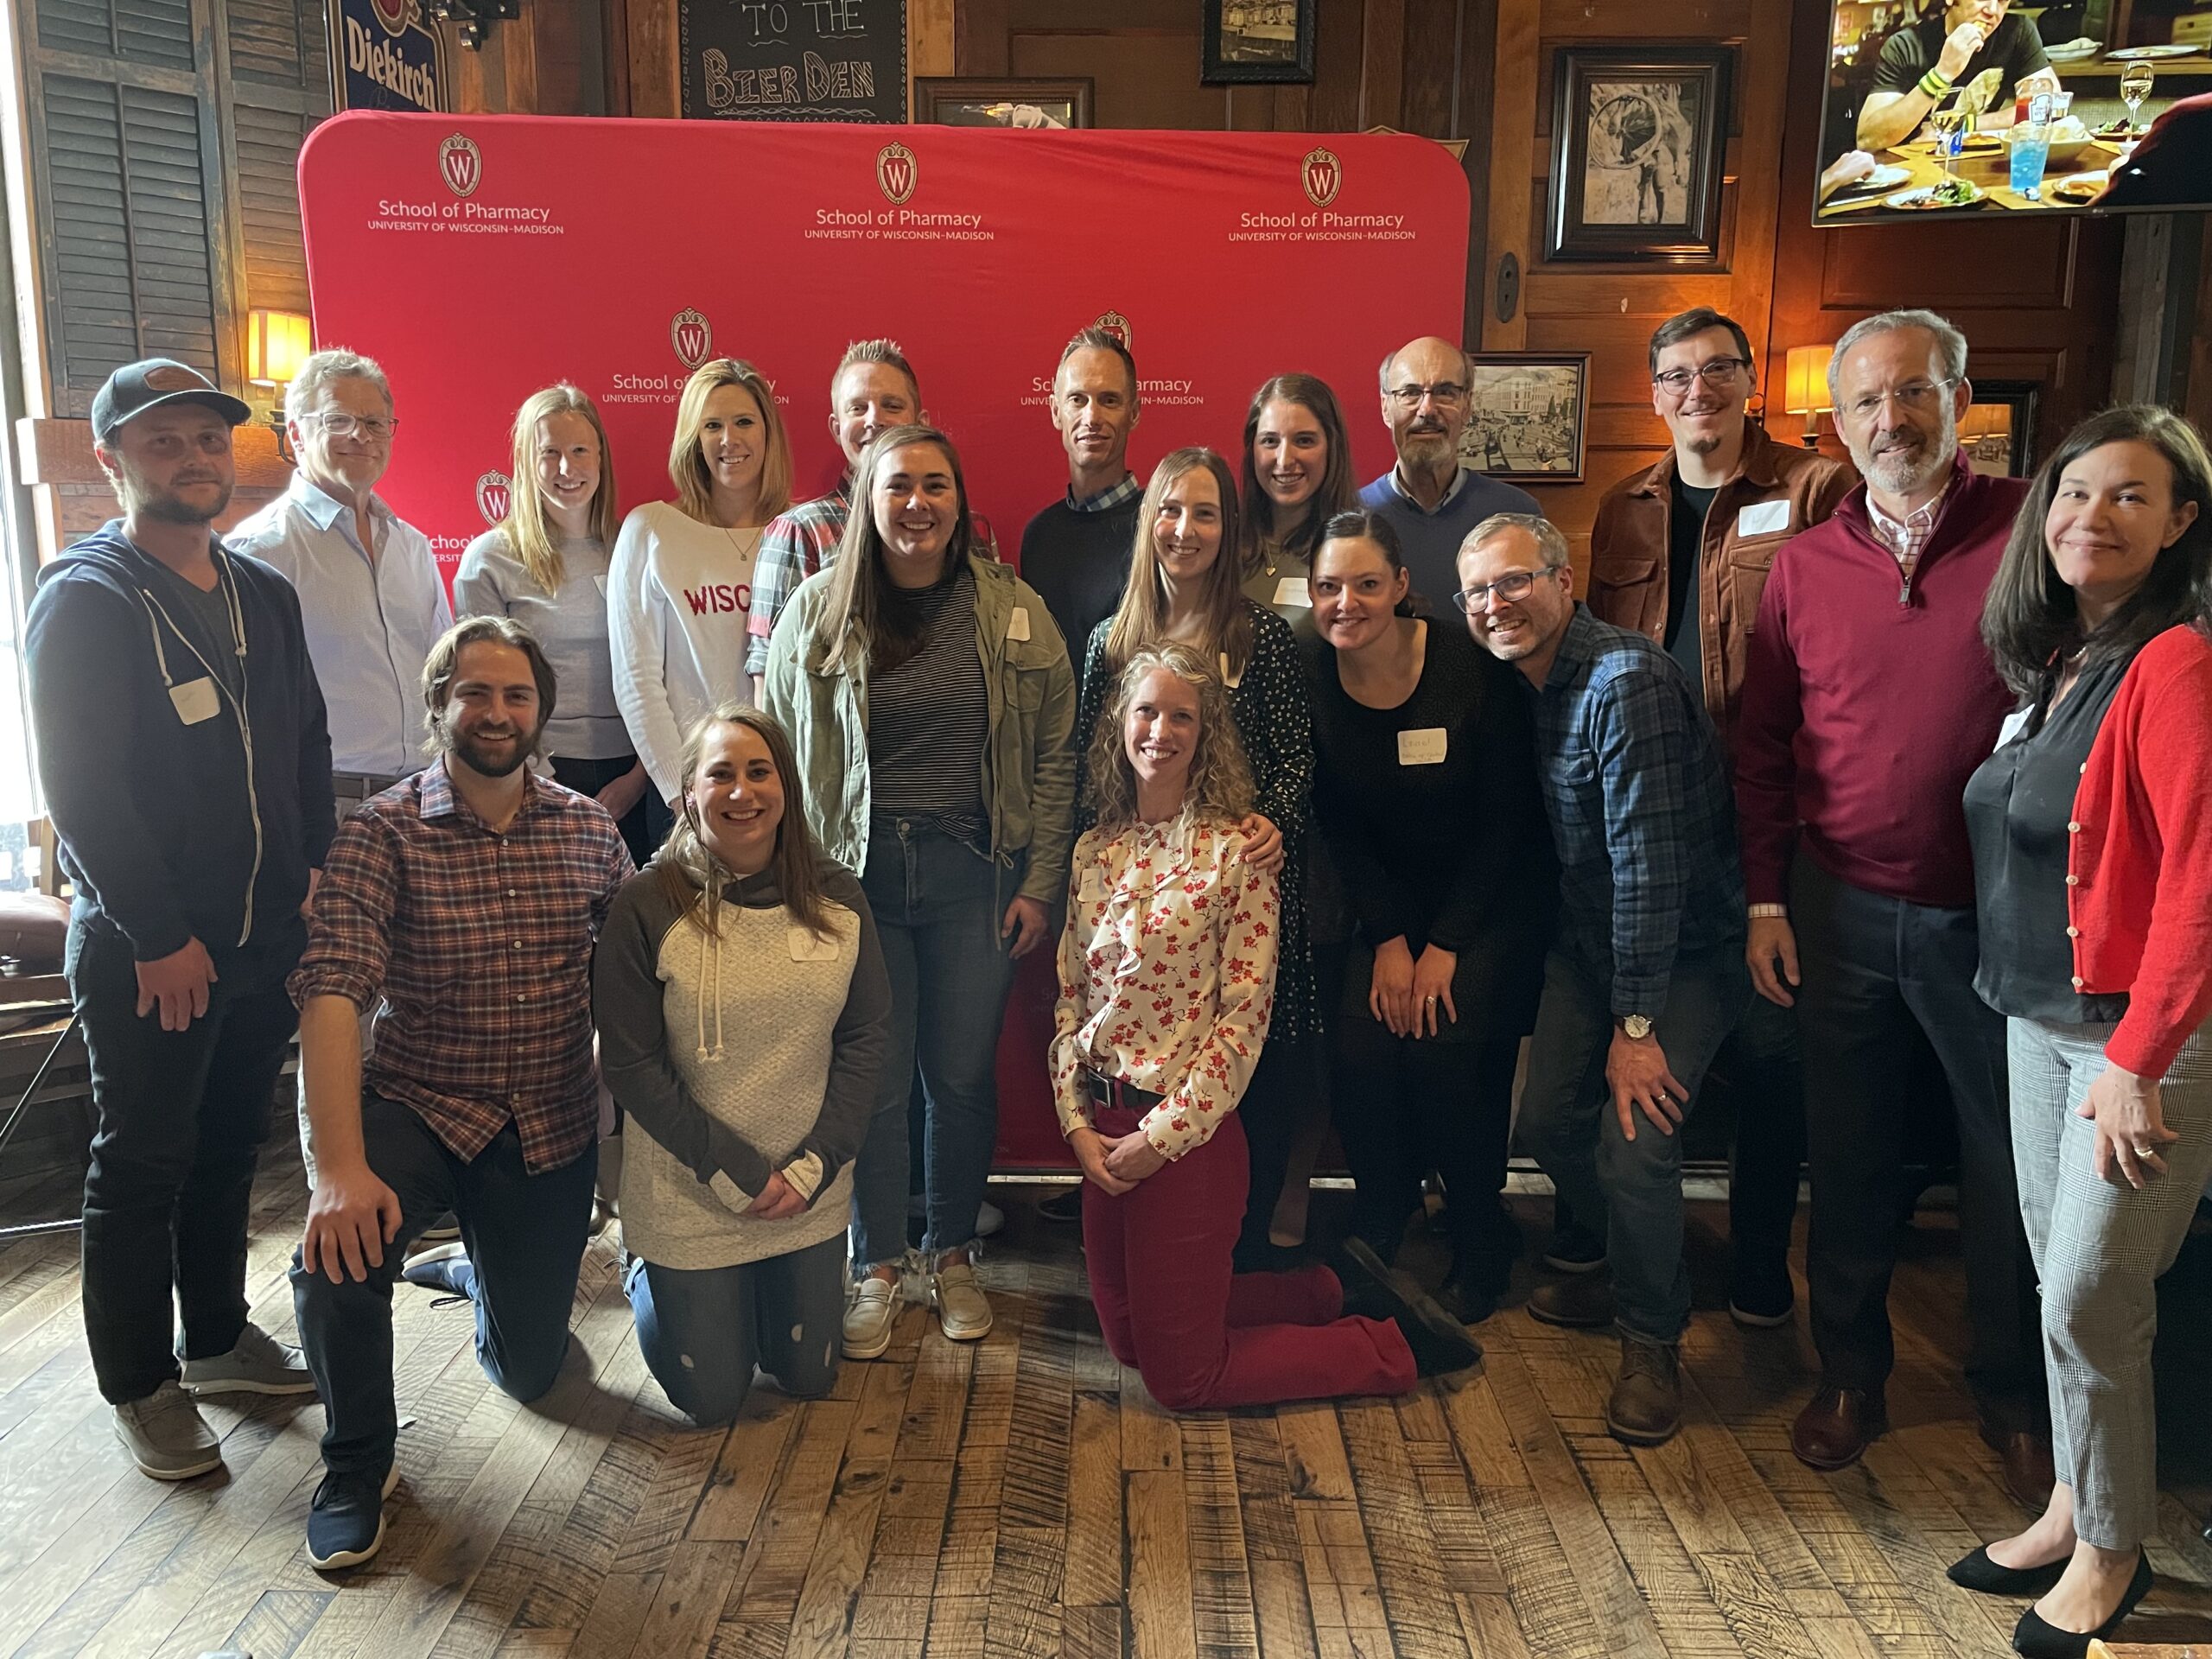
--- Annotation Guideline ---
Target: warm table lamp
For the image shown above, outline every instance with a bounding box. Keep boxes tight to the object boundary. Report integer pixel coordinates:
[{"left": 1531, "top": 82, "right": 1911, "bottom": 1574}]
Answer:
[
  {"left": 1783, "top": 344, "right": 1834, "bottom": 450},
  {"left": 245, "top": 308, "right": 313, "bottom": 456}
]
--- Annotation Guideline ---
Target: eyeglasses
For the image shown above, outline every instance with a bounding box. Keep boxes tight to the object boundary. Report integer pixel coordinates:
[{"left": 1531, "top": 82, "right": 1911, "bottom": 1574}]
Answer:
[
  {"left": 1451, "top": 566, "right": 1564, "bottom": 612},
  {"left": 1841, "top": 379, "right": 1955, "bottom": 422},
  {"left": 1652, "top": 358, "right": 1749, "bottom": 395},
  {"left": 1386, "top": 382, "right": 1469, "bottom": 410},
  {"left": 302, "top": 411, "right": 398, "bottom": 440}
]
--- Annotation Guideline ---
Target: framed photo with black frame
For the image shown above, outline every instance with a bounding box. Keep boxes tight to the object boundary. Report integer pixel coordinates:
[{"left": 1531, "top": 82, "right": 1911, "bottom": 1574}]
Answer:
[
  {"left": 1961, "top": 379, "right": 2042, "bottom": 479},
  {"left": 915, "top": 77, "right": 1094, "bottom": 130},
  {"left": 1547, "top": 46, "right": 1733, "bottom": 264},
  {"left": 1458, "top": 353, "right": 1591, "bottom": 484},
  {"left": 1201, "top": 0, "right": 1317, "bottom": 85}
]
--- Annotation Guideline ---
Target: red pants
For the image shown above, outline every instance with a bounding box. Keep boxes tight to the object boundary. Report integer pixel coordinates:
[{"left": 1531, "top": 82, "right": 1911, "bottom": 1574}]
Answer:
[{"left": 1081, "top": 1104, "right": 1417, "bottom": 1410}]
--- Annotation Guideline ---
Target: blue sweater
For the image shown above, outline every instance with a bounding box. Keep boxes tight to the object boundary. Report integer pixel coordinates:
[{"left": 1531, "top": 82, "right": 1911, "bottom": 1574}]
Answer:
[{"left": 1357, "top": 467, "right": 1541, "bottom": 613}]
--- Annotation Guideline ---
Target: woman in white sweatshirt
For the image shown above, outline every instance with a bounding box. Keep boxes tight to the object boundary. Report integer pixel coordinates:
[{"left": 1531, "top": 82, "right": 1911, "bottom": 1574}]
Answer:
[
  {"left": 609, "top": 359, "right": 793, "bottom": 811},
  {"left": 594, "top": 705, "right": 891, "bottom": 1424}
]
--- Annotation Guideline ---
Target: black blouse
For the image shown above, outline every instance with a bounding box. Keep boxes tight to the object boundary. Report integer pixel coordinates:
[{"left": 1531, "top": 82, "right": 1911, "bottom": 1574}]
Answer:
[
  {"left": 1965, "top": 658, "right": 2131, "bottom": 1025},
  {"left": 1302, "top": 620, "right": 1557, "bottom": 1041}
]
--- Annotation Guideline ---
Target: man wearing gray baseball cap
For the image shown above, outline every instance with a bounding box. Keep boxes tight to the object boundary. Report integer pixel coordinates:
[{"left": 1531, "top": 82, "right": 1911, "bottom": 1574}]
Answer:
[{"left": 25, "top": 358, "right": 336, "bottom": 1480}]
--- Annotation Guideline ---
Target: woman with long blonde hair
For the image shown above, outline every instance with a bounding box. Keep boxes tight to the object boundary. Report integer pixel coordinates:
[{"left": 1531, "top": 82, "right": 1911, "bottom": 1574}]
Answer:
[
  {"left": 1072, "top": 447, "right": 1319, "bottom": 1273},
  {"left": 454, "top": 384, "right": 655, "bottom": 859},
  {"left": 609, "top": 358, "right": 794, "bottom": 820},
  {"left": 1052, "top": 644, "right": 1474, "bottom": 1409},
  {"left": 761, "top": 424, "right": 1075, "bottom": 1360},
  {"left": 596, "top": 705, "right": 889, "bottom": 1425}
]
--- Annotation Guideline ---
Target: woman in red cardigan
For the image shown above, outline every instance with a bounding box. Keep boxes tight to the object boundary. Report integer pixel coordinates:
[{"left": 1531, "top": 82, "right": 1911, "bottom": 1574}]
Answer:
[{"left": 1953, "top": 404, "right": 2212, "bottom": 1659}]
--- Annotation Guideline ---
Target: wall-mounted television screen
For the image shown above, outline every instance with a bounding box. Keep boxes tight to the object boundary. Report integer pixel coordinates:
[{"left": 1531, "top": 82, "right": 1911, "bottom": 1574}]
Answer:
[{"left": 1814, "top": 0, "right": 2210, "bottom": 222}]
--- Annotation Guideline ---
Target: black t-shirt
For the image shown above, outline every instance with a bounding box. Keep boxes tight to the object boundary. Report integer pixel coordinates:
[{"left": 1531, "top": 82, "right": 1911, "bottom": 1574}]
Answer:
[
  {"left": 1666, "top": 475, "right": 1714, "bottom": 690},
  {"left": 1872, "top": 12, "right": 2050, "bottom": 99},
  {"left": 143, "top": 553, "right": 243, "bottom": 698}
]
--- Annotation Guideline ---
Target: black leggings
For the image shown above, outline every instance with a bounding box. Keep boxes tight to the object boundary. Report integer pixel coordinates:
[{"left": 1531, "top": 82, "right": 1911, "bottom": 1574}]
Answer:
[{"left": 551, "top": 753, "right": 666, "bottom": 869}]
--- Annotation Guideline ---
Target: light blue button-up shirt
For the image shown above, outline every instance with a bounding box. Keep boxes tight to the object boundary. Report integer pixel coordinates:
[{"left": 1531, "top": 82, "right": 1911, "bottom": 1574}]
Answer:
[{"left": 227, "top": 473, "right": 452, "bottom": 777}]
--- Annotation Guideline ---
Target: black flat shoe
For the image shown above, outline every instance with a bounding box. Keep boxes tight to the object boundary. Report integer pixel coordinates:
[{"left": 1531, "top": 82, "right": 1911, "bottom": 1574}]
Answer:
[
  {"left": 1947, "top": 1543, "right": 2065, "bottom": 1597},
  {"left": 2010, "top": 1550, "right": 2152, "bottom": 1657}
]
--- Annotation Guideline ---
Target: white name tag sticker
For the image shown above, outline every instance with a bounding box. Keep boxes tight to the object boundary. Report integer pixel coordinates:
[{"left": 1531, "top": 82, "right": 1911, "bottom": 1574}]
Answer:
[
  {"left": 1273, "top": 576, "right": 1311, "bottom": 608},
  {"left": 168, "top": 677, "right": 220, "bottom": 726},
  {"left": 1738, "top": 499, "right": 1792, "bottom": 537},
  {"left": 788, "top": 925, "right": 842, "bottom": 962},
  {"left": 1397, "top": 727, "right": 1448, "bottom": 766},
  {"left": 593, "top": 573, "right": 608, "bottom": 597},
  {"left": 1006, "top": 607, "right": 1032, "bottom": 643}
]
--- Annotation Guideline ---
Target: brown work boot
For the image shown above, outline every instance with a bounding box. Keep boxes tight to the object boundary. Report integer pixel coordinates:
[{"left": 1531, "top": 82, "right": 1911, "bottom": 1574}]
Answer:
[
  {"left": 1527, "top": 1272, "right": 1617, "bottom": 1329},
  {"left": 1607, "top": 1336, "right": 1682, "bottom": 1446}
]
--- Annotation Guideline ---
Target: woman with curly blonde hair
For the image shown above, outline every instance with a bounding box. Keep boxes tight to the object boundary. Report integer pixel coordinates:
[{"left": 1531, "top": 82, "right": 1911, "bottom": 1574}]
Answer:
[{"left": 1050, "top": 644, "right": 1475, "bottom": 1410}]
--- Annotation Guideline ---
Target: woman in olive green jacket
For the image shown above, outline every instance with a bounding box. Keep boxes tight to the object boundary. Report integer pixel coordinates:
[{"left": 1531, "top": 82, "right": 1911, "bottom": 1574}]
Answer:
[{"left": 762, "top": 423, "right": 1076, "bottom": 1357}]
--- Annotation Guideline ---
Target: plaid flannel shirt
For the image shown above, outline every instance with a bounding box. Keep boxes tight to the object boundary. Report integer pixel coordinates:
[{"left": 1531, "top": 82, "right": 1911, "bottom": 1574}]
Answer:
[
  {"left": 744, "top": 485, "right": 852, "bottom": 677},
  {"left": 1525, "top": 605, "right": 1745, "bottom": 1018},
  {"left": 289, "top": 759, "right": 634, "bottom": 1173}
]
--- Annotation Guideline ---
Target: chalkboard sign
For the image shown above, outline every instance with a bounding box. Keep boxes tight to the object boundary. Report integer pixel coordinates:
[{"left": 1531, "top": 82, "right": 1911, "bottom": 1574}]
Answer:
[{"left": 680, "top": 0, "right": 908, "bottom": 123}]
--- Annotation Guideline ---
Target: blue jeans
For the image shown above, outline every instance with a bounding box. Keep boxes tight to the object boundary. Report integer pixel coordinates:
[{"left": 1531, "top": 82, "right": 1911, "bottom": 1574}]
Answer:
[
  {"left": 852, "top": 820, "right": 1020, "bottom": 1268},
  {"left": 1519, "top": 943, "right": 1750, "bottom": 1344},
  {"left": 625, "top": 1234, "right": 845, "bottom": 1425},
  {"left": 290, "top": 1097, "right": 596, "bottom": 1476}
]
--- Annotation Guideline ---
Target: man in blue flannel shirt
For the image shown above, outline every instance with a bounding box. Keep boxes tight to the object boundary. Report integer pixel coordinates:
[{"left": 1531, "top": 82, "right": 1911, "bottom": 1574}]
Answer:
[{"left": 1454, "top": 511, "right": 1748, "bottom": 1448}]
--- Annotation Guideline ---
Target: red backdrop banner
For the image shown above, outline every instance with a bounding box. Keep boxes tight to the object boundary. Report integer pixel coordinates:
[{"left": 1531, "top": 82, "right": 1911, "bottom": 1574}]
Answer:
[{"left": 297, "top": 111, "right": 1471, "bottom": 1166}]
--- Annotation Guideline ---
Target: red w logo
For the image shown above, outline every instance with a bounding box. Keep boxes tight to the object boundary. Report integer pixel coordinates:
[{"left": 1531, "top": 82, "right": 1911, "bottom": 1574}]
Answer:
[
  {"left": 475, "top": 472, "right": 510, "bottom": 525},
  {"left": 1302, "top": 146, "right": 1341, "bottom": 208},
  {"left": 876, "top": 143, "right": 917, "bottom": 206},
  {"left": 440, "top": 134, "right": 481, "bottom": 199},
  {"left": 671, "top": 308, "right": 712, "bottom": 370}
]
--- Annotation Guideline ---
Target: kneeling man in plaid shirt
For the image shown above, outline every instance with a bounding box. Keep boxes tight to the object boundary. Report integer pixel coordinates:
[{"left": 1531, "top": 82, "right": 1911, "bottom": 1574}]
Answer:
[{"left": 288, "top": 614, "right": 633, "bottom": 1571}]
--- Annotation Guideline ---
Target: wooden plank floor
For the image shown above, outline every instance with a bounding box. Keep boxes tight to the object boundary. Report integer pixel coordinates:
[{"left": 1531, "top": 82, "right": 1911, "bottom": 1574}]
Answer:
[{"left": 3, "top": 1152, "right": 2209, "bottom": 1658}]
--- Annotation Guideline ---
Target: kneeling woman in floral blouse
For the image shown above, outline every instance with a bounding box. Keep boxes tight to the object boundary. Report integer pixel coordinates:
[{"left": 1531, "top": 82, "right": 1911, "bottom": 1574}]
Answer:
[{"left": 1050, "top": 644, "right": 1477, "bottom": 1409}]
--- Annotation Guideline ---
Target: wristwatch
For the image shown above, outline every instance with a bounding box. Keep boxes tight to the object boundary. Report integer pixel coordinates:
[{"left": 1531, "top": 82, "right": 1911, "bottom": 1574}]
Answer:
[{"left": 1617, "top": 1014, "right": 1655, "bottom": 1041}]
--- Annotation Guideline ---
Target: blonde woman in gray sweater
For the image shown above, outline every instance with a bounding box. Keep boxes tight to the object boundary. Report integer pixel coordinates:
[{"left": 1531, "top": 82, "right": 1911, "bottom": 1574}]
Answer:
[{"left": 594, "top": 706, "right": 891, "bottom": 1424}]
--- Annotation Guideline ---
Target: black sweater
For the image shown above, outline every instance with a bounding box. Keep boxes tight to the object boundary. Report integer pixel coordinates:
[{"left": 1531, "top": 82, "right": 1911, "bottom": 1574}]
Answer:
[{"left": 26, "top": 523, "right": 334, "bottom": 968}]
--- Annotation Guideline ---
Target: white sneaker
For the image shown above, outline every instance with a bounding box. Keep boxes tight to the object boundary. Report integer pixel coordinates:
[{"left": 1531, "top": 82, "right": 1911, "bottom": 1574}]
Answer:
[
  {"left": 843, "top": 1271, "right": 900, "bottom": 1360},
  {"left": 929, "top": 1259, "right": 993, "bottom": 1342}
]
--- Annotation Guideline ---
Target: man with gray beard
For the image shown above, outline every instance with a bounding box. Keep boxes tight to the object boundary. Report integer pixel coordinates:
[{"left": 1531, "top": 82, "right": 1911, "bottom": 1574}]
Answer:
[{"left": 1734, "top": 309, "right": 2050, "bottom": 1505}]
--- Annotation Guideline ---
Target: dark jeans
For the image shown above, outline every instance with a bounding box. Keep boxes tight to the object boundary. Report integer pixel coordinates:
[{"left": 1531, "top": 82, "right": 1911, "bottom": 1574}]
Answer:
[
  {"left": 1518, "top": 942, "right": 1751, "bottom": 1344},
  {"left": 853, "top": 821, "right": 1020, "bottom": 1266},
  {"left": 551, "top": 753, "right": 665, "bottom": 870},
  {"left": 71, "top": 918, "right": 301, "bottom": 1405},
  {"left": 1791, "top": 857, "right": 2044, "bottom": 1418},
  {"left": 1718, "top": 991, "right": 1807, "bottom": 1290},
  {"left": 625, "top": 1234, "right": 844, "bottom": 1426},
  {"left": 1332, "top": 998, "right": 1522, "bottom": 1270},
  {"left": 290, "top": 1096, "right": 596, "bottom": 1475},
  {"left": 1236, "top": 1037, "right": 1316, "bottom": 1260}
]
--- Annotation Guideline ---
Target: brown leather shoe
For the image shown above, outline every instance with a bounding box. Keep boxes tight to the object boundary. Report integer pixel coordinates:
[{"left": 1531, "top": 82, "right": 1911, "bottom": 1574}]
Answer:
[
  {"left": 1791, "top": 1385, "right": 1887, "bottom": 1470},
  {"left": 1527, "top": 1273, "right": 1617, "bottom": 1329},
  {"left": 1607, "top": 1337, "right": 1681, "bottom": 1445},
  {"left": 1980, "top": 1421, "right": 2056, "bottom": 1511}
]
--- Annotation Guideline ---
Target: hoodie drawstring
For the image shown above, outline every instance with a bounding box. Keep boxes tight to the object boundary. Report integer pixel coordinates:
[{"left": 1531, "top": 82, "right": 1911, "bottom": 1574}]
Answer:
[{"left": 693, "top": 898, "right": 726, "bottom": 1062}]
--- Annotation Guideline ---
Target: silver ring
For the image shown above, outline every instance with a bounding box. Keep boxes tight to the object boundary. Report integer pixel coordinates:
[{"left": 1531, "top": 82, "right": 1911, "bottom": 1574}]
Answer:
[
  {"left": 1424, "top": 995, "right": 1437, "bottom": 1004},
  {"left": 2133, "top": 1145, "right": 2157, "bottom": 1160}
]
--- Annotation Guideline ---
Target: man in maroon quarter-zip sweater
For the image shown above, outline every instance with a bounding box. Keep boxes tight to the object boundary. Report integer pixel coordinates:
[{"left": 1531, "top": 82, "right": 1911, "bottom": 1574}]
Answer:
[{"left": 1735, "top": 308, "right": 2051, "bottom": 1509}]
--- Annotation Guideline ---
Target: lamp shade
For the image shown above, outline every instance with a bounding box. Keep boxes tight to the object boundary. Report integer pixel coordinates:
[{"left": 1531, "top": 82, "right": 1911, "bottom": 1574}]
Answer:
[
  {"left": 1783, "top": 345, "right": 1834, "bottom": 417},
  {"left": 246, "top": 308, "right": 313, "bottom": 386}
]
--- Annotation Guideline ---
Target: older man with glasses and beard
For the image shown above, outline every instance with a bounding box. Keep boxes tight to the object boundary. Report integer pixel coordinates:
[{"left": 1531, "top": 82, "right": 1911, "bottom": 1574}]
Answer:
[
  {"left": 1357, "top": 336, "right": 1539, "bottom": 613},
  {"left": 25, "top": 359, "right": 334, "bottom": 1482},
  {"left": 285, "top": 616, "right": 632, "bottom": 1571},
  {"left": 1735, "top": 308, "right": 2051, "bottom": 1504}
]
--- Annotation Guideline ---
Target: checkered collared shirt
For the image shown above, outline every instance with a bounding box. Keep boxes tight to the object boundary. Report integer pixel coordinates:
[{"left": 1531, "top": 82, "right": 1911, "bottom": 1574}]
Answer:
[
  {"left": 1865, "top": 475, "right": 1957, "bottom": 582},
  {"left": 289, "top": 758, "right": 634, "bottom": 1173},
  {"left": 1069, "top": 473, "right": 1142, "bottom": 513},
  {"left": 744, "top": 485, "right": 852, "bottom": 677}
]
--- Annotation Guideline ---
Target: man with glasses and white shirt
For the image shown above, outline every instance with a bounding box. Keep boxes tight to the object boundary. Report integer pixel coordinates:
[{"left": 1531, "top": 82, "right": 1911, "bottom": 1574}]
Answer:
[
  {"left": 1580, "top": 308, "right": 1855, "bottom": 1329},
  {"left": 1735, "top": 308, "right": 2050, "bottom": 1503},
  {"left": 1357, "top": 336, "right": 1538, "bottom": 612},
  {"left": 230, "top": 348, "right": 452, "bottom": 822}
]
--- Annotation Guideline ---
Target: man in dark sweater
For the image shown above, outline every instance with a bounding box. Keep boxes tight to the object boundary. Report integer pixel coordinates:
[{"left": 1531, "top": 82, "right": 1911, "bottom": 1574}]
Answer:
[
  {"left": 1735, "top": 308, "right": 2050, "bottom": 1503},
  {"left": 1017, "top": 325, "right": 1144, "bottom": 686},
  {"left": 25, "top": 359, "right": 335, "bottom": 1481}
]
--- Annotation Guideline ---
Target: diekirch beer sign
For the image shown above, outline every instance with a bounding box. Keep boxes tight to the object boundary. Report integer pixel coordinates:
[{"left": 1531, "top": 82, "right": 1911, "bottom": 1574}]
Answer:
[{"left": 329, "top": 0, "right": 448, "bottom": 114}]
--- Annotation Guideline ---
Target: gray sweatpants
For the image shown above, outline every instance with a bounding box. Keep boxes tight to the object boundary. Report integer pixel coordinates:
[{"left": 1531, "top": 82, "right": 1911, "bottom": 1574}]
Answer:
[{"left": 2009, "top": 1013, "right": 2212, "bottom": 1549}]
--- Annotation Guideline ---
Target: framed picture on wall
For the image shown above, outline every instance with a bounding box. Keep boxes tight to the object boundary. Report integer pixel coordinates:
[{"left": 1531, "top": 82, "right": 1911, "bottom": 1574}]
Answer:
[
  {"left": 1547, "top": 46, "right": 1732, "bottom": 264},
  {"left": 915, "top": 77, "right": 1094, "bottom": 130},
  {"left": 1459, "top": 353, "right": 1590, "bottom": 484},
  {"left": 1961, "top": 379, "right": 2041, "bottom": 478},
  {"left": 1201, "top": 0, "right": 1317, "bottom": 84}
]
